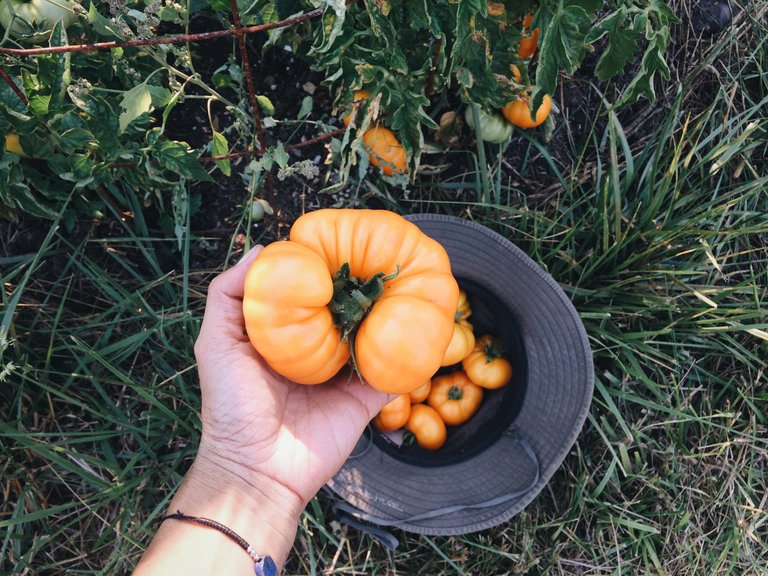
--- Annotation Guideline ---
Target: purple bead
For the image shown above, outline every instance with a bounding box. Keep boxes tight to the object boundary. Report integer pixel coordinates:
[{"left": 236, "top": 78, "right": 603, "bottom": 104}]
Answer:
[{"left": 254, "top": 555, "right": 277, "bottom": 576}]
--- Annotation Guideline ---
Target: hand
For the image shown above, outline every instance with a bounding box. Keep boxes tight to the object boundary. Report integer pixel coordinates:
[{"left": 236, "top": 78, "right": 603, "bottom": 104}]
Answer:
[
  {"left": 135, "top": 246, "right": 390, "bottom": 574},
  {"left": 194, "top": 245, "right": 391, "bottom": 505}
]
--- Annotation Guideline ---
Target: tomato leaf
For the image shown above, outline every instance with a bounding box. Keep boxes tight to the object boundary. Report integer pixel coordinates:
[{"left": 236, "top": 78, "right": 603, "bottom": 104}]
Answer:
[
  {"left": 211, "top": 131, "right": 231, "bottom": 176},
  {"left": 86, "top": 3, "right": 125, "bottom": 38},
  {"left": 151, "top": 138, "right": 213, "bottom": 182},
  {"left": 588, "top": 10, "right": 643, "bottom": 81}
]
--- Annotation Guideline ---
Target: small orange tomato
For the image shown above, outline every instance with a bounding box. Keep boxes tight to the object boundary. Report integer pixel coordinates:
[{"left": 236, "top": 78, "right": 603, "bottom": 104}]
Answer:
[
  {"left": 441, "top": 289, "right": 476, "bottom": 365},
  {"left": 405, "top": 404, "right": 447, "bottom": 450},
  {"left": 522, "top": 13, "right": 533, "bottom": 28},
  {"left": 510, "top": 64, "right": 523, "bottom": 84},
  {"left": 362, "top": 126, "right": 407, "bottom": 176},
  {"left": 373, "top": 394, "right": 411, "bottom": 432},
  {"left": 462, "top": 335, "right": 513, "bottom": 390},
  {"left": 441, "top": 319, "right": 475, "bottom": 365},
  {"left": 409, "top": 380, "right": 432, "bottom": 404},
  {"left": 501, "top": 94, "right": 552, "bottom": 129},
  {"left": 455, "top": 289, "right": 472, "bottom": 321},
  {"left": 517, "top": 30, "right": 539, "bottom": 58},
  {"left": 341, "top": 89, "right": 371, "bottom": 126},
  {"left": 427, "top": 371, "right": 483, "bottom": 426}
]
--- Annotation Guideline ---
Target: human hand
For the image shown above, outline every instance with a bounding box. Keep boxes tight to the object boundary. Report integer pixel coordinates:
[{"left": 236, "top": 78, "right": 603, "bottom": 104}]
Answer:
[
  {"left": 135, "top": 246, "right": 391, "bottom": 575},
  {"left": 193, "top": 245, "right": 391, "bottom": 505}
]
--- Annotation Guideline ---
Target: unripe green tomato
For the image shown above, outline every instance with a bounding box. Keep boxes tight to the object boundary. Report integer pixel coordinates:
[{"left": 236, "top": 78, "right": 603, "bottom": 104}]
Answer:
[
  {"left": 0, "top": 0, "right": 77, "bottom": 42},
  {"left": 464, "top": 107, "right": 513, "bottom": 143}
]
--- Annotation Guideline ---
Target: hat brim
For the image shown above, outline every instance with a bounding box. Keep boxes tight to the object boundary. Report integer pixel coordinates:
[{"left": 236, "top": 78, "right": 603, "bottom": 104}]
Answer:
[{"left": 327, "top": 214, "right": 594, "bottom": 535}]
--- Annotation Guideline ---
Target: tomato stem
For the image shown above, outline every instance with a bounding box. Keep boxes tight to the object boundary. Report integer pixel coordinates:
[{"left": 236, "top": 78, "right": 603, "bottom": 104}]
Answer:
[
  {"left": 448, "top": 385, "right": 463, "bottom": 401},
  {"left": 483, "top": 338, "right": 506, "bottom": 363},
  {"left": 328, "top": 263, "right": 400, "bottom": 377}
]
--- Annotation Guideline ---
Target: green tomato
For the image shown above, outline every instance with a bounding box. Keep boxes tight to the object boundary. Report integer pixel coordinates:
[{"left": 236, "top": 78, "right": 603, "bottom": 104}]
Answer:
[
  {"left": 0, "top": 0, "right": 77, "bottom": 42},
  {"left": 464, "top": 107, "right": 513, "bottom": 144}
]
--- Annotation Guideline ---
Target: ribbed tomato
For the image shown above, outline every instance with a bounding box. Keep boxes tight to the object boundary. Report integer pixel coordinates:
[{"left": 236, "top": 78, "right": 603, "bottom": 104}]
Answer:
[
  {"left": 441, "top": 289, "right": 475, "bottom": 365},
  {"left": 427, "top": 371, "right": 483, "bottom": 426},
  {"left": 462, "top": 335, "right": 513, "bottom": 390},
  {"left": 242, "top": 209, "right": 459, "bottom": 394}
]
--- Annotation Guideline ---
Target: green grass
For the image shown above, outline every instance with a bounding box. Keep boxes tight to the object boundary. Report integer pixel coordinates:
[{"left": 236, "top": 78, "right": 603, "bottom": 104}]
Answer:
[{"left": 2, "top": 6, "right": 768, "bottom": 575}]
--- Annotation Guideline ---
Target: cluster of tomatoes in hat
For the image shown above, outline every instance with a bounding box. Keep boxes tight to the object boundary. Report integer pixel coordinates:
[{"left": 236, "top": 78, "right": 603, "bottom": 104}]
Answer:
[{"left": 373, "top": 289, "right": 512, "bottom": 451}]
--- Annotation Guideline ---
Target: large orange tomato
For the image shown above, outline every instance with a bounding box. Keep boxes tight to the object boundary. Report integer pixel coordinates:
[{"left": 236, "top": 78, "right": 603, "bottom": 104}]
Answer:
[
  {"left": 462, "top": 335, "right": 513, "bottom": 390},
  {"left": 427, "top": 371, "right": 483, "bottom": 425},
  {"left": 242, "top": 209, "right": 459, "bottom": 393},
  {"left": 405, "top": 404, "right": 447, "bottom": 451},
  {"left": 501, "top": 95, "right": 552, "bottom": 129},
  {"left": 362, "top": 126, "right": 407, "bottom": 176},
  {"left": 373, "top": 394, "right": 411, "bottom": 432}
]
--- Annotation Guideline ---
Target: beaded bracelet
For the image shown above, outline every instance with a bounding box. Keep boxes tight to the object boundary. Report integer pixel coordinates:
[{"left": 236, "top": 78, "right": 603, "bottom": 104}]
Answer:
[{"left": 163, "top": 510, "right": 278, "bottom": 576}]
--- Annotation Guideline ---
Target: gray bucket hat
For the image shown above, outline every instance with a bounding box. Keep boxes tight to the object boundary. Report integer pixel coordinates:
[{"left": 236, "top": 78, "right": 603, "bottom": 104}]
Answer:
[{"left": 327, "top": 214, "right": 594, "bottom": 536}]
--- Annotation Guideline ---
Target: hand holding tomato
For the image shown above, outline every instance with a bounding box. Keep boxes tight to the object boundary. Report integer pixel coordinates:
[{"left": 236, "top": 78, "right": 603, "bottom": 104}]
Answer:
[{"left": 194, "top": 246, "right": 391, "bottom": 505}]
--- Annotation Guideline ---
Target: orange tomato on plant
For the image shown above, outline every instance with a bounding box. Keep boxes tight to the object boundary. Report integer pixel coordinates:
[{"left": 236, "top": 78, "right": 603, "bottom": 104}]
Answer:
[
  {"left": 502, "top": 94, "right": 552, "bottom": 129},
  {"left": 242, "top": 209, "right": 458, "bottom": 394},
  {"left": 373, "top": 394, "right": 411, "bottom": 432},
  {"left": 427, "top": 371, "right": 483, "bottom": 426},
  {"left": 341, "top": 89, "right": 371, "bottom": 126},
  {"left": 462, "top": 335, "right": 513, "bottom": 390},
  {"left": 518, "top": 13, "right": 539, "bottom": 58},
  {"left": 362, "top": 126, "right": 407, "bottom": 176}
]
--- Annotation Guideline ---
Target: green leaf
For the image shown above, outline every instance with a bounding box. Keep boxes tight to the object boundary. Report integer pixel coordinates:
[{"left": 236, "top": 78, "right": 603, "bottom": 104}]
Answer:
[
  {"left": 119, "top": 84, "right": 153, "bottom": 134},
  {"left": 119, "top": 82, "right": 170, "bottom": 134},
  {"left": 152, "top": 139, "right": 213, "bottom": 182},
  {"left": 311, "top": 0, "right": 346, "bottom": 54},
  {"left": 211, "top": 131, "right": 231, "bottom": 176},
  {"left": 534, "top": 4, "right": 593, "bottom": 107},
  {"left": 272, "top": 143, "right": 289, "bottom": 169},
  {"left": 87, "top": 3, "right": 125, "bottom": 38},
  {"left": 297, "top": 95, "right": 313, "bottom": 119},
  {"left": 256, "top": 95, "right": 275, "bottom": 116},
  {"left": 591, "top": 11, "right": 642, "bottom": 81}
]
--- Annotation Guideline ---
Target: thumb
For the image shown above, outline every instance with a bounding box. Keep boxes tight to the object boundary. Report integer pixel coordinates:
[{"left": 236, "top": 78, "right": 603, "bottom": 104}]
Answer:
[{"left": 196, "top": 246, "right": 263, "bottom": 350}]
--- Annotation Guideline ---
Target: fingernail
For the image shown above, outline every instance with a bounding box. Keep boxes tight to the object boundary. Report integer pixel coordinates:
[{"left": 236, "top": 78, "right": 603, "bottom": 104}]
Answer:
[{"left": 234, "top": 246, "right": 260, "bottom": 267}]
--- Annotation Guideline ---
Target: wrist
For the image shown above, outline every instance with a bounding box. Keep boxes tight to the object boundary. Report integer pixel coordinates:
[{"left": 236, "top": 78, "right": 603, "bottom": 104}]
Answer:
[{"left": 136, "top": 445, "right": 304, "bottom": 574}]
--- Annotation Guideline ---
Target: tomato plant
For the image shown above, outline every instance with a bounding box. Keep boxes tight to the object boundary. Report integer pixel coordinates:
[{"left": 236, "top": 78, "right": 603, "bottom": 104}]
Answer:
[
  {"left": 405, "top": 404, "right": 447, "bottom": 451},
  {"left": 242, "top": 209, "right": 459, "bottom": 394},
  {"left": 462, "top": 335, "right": 513, "bottom": 390},
  {"left": 373, "top": 394, "right": 411, "bottom": 433},
  {"left": 427, "top": 371, "right": 483, "bottom": 426}
]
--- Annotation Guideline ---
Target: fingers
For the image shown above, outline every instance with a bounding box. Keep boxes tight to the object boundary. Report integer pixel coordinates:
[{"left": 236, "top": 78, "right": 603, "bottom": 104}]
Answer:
[{"left": 196, "top": 246, "right": 263, "bottom": 352}]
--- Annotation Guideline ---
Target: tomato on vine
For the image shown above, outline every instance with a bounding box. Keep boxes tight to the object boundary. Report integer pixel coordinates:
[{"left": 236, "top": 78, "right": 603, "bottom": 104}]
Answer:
[
  {"left": 362, "top": 126, "right": 407, "bottom": 176},
  {"left": 502, "top": 95, "right": 552, "bottom": 129}
]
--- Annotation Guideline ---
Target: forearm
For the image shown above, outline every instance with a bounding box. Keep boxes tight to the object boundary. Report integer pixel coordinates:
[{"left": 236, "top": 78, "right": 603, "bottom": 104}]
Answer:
[{"left": 134, "top": 453, "right": 305, "bottom": 575}]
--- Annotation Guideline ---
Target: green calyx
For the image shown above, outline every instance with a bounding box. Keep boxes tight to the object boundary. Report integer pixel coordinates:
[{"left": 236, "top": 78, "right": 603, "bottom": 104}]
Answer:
[
  {"left": 328, "top": 262, "right": 400, "bottom": 343},
  {"left": 483, "top": 339, "right": 506, "bottom": 363},
  {"left": 448, "top": 385, "right": 463, "bottom": 401}
]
